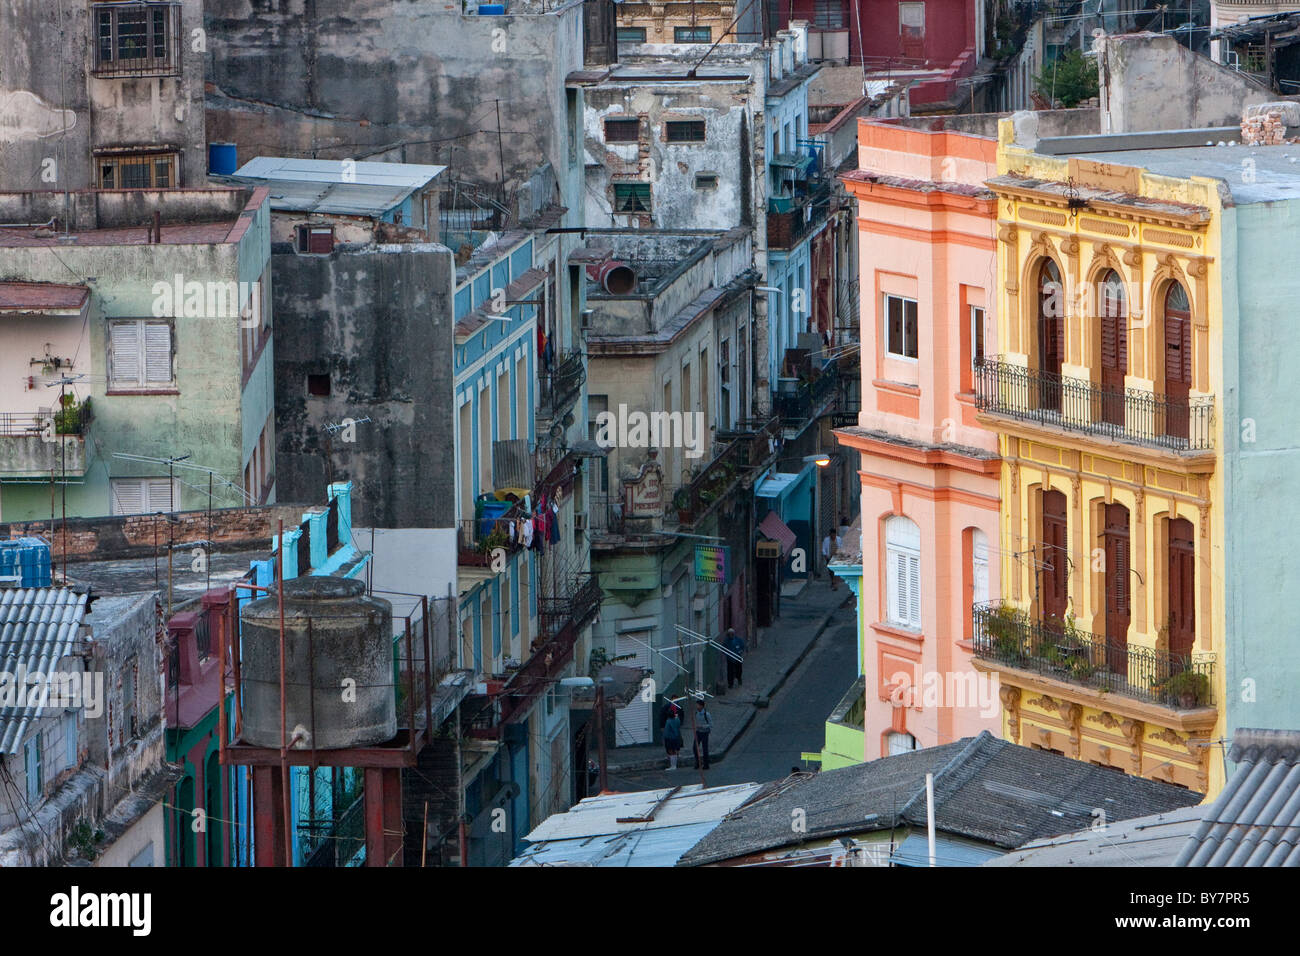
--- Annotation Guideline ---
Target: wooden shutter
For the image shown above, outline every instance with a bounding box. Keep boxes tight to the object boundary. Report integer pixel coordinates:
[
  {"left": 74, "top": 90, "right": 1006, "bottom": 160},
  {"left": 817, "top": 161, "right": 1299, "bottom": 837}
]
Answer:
[
  {"left": 973, "top": 531, "right": 989, "bottom": 606},
  {"left": 906, "top": 553, "right": 920, "bottom": 626},
  {"left": 144, "top": 322, "right": 172, "bottom": 383},
  {"left": 111, "top": 321, "right": 142, "bottom": 386},
  {"left": 145, "top": 477, "right": 176, "bottom": 513},
  {"left": 111, "top": 479, "right": 145, "bottom": 515}
]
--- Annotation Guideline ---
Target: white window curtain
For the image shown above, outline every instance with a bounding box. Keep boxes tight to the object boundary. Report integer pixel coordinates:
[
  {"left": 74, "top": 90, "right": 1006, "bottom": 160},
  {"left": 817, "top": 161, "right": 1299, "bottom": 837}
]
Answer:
[
  {"left": 885, "top": 516, "right": 922, "bottom": 628},
  {"left": 972, "top": 528, "right": 989, "bottom": 606}
]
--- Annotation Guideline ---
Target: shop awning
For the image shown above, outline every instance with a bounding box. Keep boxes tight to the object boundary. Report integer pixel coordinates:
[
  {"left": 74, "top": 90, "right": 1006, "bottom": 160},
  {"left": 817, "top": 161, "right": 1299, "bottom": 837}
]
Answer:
[{"left": 758, "top": 510, "right": 796, "bottom": 557}]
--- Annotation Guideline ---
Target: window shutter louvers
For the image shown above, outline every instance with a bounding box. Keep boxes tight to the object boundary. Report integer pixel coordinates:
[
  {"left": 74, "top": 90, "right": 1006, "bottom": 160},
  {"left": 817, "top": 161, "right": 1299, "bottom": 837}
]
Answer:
[
  {"left": 111, "top": 322, "right": 142, "bottom": 386},
  {"left": 144, "top": 322, "right": 172, "bottom": 383}
]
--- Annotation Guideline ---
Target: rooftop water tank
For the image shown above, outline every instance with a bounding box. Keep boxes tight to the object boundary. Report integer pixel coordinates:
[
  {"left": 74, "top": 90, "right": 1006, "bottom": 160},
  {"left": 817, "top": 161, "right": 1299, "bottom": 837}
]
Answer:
[{"left": 240, "top": 575, "right": 395, "bottom": 749}]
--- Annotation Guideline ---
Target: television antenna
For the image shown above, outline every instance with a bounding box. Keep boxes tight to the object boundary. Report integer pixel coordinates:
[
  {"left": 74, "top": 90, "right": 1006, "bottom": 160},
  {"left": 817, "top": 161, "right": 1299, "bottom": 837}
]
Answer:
[{"left": 322, "top": 416, "right": 373, "bottom": 486}]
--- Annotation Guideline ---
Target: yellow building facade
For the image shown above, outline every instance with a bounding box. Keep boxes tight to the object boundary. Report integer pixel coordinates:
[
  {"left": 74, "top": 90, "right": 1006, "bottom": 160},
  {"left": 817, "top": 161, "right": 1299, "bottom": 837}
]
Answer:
[
  {"left": 972, "top": 120, "right": 1226, "bottom": 796},
  {"left": 614, "top": 1, "right": 739, "bottom": 44}
]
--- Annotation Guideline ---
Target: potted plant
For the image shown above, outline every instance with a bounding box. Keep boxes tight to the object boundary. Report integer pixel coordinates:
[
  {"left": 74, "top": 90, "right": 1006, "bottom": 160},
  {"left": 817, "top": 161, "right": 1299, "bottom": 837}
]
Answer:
[
  {"left": 672, "top": 487, "right": 692, "bottom": 524},
  {"left": 54, "top": 395, "right": 89, "bottom": 435},
  {"left": 1164, "top": 669, "right": 1210, "bottom": 709},
  {"left": 981, "top": 603, "right": 1024, "bottom": 660}
]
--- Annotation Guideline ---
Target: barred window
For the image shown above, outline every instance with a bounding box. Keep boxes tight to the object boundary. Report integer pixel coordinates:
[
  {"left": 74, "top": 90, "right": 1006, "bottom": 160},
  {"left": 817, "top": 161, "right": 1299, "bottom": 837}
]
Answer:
[{"left": 93, "top": 3, "right": 181, "bottom": 77}]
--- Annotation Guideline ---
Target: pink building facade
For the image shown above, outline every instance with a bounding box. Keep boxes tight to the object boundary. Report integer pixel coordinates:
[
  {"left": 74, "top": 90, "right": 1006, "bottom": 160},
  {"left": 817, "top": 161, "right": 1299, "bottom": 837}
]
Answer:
[{"left": 834, "top": 119, "right": 1002, "bottom": 758}]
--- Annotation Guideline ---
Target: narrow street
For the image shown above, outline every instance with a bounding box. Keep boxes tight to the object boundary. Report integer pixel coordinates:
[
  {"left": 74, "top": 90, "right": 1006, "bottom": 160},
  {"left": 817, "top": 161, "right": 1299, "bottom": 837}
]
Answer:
[{"left": 607, "top": 602, "right": 858, "bottom": 791}]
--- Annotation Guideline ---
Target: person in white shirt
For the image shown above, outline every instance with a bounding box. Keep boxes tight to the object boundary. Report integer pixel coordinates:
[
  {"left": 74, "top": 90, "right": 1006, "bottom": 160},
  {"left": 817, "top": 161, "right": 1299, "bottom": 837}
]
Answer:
[{"left": 822, "top": 529, "right": 839, "bottom": 590}]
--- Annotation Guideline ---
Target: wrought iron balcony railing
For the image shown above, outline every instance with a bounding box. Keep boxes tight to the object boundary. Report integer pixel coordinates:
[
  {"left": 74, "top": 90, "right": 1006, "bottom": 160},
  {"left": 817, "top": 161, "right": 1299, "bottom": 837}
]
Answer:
[
  {"left": 972, "top": 602, "right": 1215, "bottom": 710},
  {"left": 671, "top": 416, "right": 782, "bottom": 526},
  {"left": 773, "top": 366, "right": 838, "bottom": 423},
  {"left": 539, "top": 350, "right": 586, "bottom": 421},
  {"left": 975, "top": 360, "right": 1214, "bottom": 452}
]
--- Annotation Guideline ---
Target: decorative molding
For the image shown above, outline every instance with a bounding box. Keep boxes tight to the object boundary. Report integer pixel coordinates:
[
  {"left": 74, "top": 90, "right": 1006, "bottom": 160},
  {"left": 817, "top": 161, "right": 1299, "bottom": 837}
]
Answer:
[
  {"left": 1001, "top": 685, "right": 1022, "bottom": 743},
  {"left": 1151, "top": 726, "right": 1186, "bottom": 750},
  {"left": 1122, "top": 247, "right": 1143, "bottom": 268},
  {"left": 998, "top": 223, "right": 1019, "bottom": 244},
  {"left": 1088, "top": 710, "right": 1121, "bottom": 729},
  {"left": 1060, "top": 236, "right": 1080, "bottom": 258},
  {"left": 1121, "top": 719, "right": 1144, "bottom": 774}
]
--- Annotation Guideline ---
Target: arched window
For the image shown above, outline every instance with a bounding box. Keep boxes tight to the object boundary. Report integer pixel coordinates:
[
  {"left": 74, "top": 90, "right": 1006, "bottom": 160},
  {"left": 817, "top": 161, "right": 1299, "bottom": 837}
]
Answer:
[
  {"left": 1163, "top": 281, "right": 1192, "bottom": 439},
  {"left": 885, "top": 731, "right": 917, "bottom": 755},
  {"left": 1099, "top": 268, "right": 1127, "bottom": 425},
  {"left": 1037, "top": 259, "right": 1065, "bottom": 410},
  {"left": 885, "top": 516, "right": 921, "bottom": 629}
]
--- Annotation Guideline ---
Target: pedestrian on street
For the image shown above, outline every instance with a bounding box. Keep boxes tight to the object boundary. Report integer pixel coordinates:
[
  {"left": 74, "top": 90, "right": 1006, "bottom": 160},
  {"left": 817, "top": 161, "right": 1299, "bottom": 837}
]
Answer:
[
  {"left": 693, "top": 697, "right": 713, "bottom": 769},
  {"left": 663, "top": 710, "right": 683, "bottom": 770},
  {"left": 838, "top": 514, "right": 850, "bottom": 542},
  {"left": 822, "top": 528, "right": 840, "bottom": 590},
  {"left": 724, "top": 626, "right": 746, "bottom": 689}
]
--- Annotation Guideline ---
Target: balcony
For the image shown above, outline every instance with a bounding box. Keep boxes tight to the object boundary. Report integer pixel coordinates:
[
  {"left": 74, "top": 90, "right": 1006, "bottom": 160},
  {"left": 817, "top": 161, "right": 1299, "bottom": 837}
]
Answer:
[
  {"left": 538, "top": 350, "right": 586, "bottom": 423},
  {"left": 0, "top": 408, "right": 90, "bottom": 478},
  {"left": 773, "top": 366, "right": 838, "bottom": 424},
  {"left": 767, "top": 182, "right": 833, "bottom": 250},
  {"left": 972, "top": 603, "right": 1216, "bottom": 712},
  {"left": 670, "top": 416, "right": 782, "bottom": 527},
  {"left": 456, "top": 501, "right": 526, "bottom": 567},
  {"left": 975, "top": 360, "right": 1214, "bottom": 454},
  {"left": 466, "top": 574, "right": 603, "bottom": 739}
]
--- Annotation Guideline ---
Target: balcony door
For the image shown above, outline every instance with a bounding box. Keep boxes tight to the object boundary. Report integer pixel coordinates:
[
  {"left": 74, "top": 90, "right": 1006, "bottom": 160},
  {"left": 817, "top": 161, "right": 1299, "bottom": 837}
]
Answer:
[
  {"left": 1040, "top": 489, "right": 1068, "bottom": 625},
  {"left": 1037, "top": 259, "right": 1064, "bottom": 413},
  {"left": 1102, "top": 503, "right": 1131, "bottom": 676},
  {"left": 1099, "top": 270, "right": 1127, "bottom": 426},
  {"left": 1168, "top": 518, "right": 1196, "bottom": 663},
  {"left": 1164, "top": 282, "right": 1192, "bottom": 440}
]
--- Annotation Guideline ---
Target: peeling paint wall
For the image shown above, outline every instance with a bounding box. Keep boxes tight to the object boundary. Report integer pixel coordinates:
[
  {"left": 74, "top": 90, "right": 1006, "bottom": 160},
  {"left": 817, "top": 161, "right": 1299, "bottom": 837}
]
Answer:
[
  {"left": 0, "top": 0, "right": 207, "bottom": 190},
  {"left": 1097, "top": 33, "right": 1285, "bottom": 135},
  {"left": 203, "top": 0, "right": 585, "bottom": 223}
]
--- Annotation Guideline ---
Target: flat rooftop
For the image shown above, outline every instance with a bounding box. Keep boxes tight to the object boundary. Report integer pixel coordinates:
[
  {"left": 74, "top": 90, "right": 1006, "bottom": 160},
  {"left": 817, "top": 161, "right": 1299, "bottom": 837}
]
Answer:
[
  {"left": 1078, "top": 143, "right": 1300, "bottom": 205},
  {"left": 0, "top": 220, "right": 241, "bottom": 248}
]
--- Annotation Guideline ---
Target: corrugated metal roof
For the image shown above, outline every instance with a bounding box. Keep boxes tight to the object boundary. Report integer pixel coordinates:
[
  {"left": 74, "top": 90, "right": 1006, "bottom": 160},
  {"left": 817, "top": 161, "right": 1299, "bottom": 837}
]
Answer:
[
  {"left": 0, "top": 588, "right": 91, "bottom": 755},
  {"left": 890, "top": 831, "right": 1006, "bottom": 867},
  {"left": 1176, "top": 728, "right": 1300, "bottom": 867},
  {"left": 511, "top": 783, "right": 761, "bottom": 866},
  {"left": 985, "top": 805, "right": 1204, "bottom": 867},
  {"left": 227, "top": 156, "right": 445, "bottom": 217}
]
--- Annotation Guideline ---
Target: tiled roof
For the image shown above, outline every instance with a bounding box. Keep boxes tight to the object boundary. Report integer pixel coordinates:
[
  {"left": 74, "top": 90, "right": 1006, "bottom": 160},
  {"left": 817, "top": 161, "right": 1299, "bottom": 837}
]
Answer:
[
  {"left": 1175, "top": 728, "right": 1300, "bottom": 867},
  {"left": 678, "top": 732, "right": 1203, "bottom": 866},
  {"left": 0, "top": 589, "right": 91, "bottom": 755},
  {"left": 0, "top": 282, "right": 89, "bottom": 313}
]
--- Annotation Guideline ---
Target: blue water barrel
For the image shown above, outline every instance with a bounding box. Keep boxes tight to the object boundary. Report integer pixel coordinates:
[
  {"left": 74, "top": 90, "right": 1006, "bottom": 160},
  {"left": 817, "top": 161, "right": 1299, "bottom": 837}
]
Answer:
[
  {"left": 478, "top": 4, "right": 506, "bottom": 13},
  {"left": 209, "top": 142, "right": 238, "bottom": 176}
]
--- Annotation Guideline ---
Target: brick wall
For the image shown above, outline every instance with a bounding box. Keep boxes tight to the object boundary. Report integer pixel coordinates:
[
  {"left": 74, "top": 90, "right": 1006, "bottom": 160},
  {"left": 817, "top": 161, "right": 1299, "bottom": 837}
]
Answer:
[{"left": 0, "top": 503, "right": 312, "bottom": 563}]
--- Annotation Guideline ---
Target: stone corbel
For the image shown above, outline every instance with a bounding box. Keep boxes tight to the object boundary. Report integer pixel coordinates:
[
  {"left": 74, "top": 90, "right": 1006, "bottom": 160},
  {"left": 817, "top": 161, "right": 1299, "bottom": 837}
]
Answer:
[
  {"left": 1001, "top": 685, "right": 1022, "bottom": 743},
  {"left": 1060, "top": 236, "right": 1080, "bottom": 259},
  {"left": 1121, "top": 719, "right": 1145, "bottom": 774},
  {"left": 1122, "top": 247, "right": 1143, "bottom": 268},
  {"left": 1134, "top": 486, "right": 1145, "bottom": 522},
  {"left": 998, "top": 223, "right": 1019, "bottom": 245},
  {"left": 1186, "top": 258, "right": 1208, "bottom": 279}
]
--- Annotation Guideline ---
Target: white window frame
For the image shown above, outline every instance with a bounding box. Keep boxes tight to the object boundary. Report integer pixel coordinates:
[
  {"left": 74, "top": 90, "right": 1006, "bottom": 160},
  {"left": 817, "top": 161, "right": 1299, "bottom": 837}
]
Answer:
[
  {"left": 971, "top": 304, "right": 986, "bottom": 369},
  {"left": 109, "top": 318, "right": 174, "bottom": 389},
  {"left": 110, "top": 477, "right": 180, "bottom": 515},
  {"left": 899, "top": 1, "right": 926, "bottom": 34},
  {"left": 886, "top": 730, "right": 917, "bottom": 755},
  {"left": 972, "top": 528, "right": 989, "bottom": 606},
  {"left": 884, "top": 293, "right": 919, "bottom": 361},
  {"left": 885, "top": 515, "right": 922, "bottom": 629}
]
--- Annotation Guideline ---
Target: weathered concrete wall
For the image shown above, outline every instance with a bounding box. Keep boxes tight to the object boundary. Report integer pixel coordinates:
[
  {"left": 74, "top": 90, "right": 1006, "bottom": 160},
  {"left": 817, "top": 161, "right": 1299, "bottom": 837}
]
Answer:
[
  {"left": 204, "top": 0, "right": 584, "bottom": 207},
  {"left": 0, "top": 0, "right": 207, "bottom": 190},
  {"left": 271, "top": 242, "right": 456, "bottom": 529},
  {"left": 0, "top": 193, "right": 272, "bottom": 519},
  {"left": 1098, "top": 33, "right": 1287, "bottom": 134},
  {"left": 583, "top": 78, "right": 756, "bottom": 231}
]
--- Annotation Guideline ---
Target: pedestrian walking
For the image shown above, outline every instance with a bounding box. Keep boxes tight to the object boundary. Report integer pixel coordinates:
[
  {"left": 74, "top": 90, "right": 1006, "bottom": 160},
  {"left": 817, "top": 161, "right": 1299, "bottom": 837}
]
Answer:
[
  {"left": 693, "top": 697, "right": 712, "bottom": 769},
  {"left": 822, "top": 528, "right": 840, "bottom": 590},
  {"left": 663, "top": 710, "right": 683, "bottom": 770},
  {"left": 723, "top": 626, "right": 746, "bottom": 688}
]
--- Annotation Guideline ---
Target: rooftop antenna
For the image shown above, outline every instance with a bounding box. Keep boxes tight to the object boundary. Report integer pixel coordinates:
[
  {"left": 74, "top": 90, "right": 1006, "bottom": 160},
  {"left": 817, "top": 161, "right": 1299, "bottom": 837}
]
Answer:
[{"left": 322, "top": 416, "right": 373, "bottom": 487}]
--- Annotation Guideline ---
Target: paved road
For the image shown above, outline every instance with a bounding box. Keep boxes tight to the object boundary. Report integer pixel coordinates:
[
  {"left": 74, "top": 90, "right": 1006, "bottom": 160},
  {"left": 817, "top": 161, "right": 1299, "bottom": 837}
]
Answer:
[{"left": 607, "top": 608, "right": 858, "bottom": 791}]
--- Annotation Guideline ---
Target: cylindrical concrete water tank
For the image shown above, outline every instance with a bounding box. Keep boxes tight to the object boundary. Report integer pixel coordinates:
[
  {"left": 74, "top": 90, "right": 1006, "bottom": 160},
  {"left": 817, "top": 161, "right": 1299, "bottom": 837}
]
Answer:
[
  {"left": 208, "top": 142, "right": 238, "bottom": 176},
  {"left": 240, "top": 576, "right": 395, "bottom": 750},
  {"left": 586, "top": 260, "right": 637, "bottom": 295}
]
